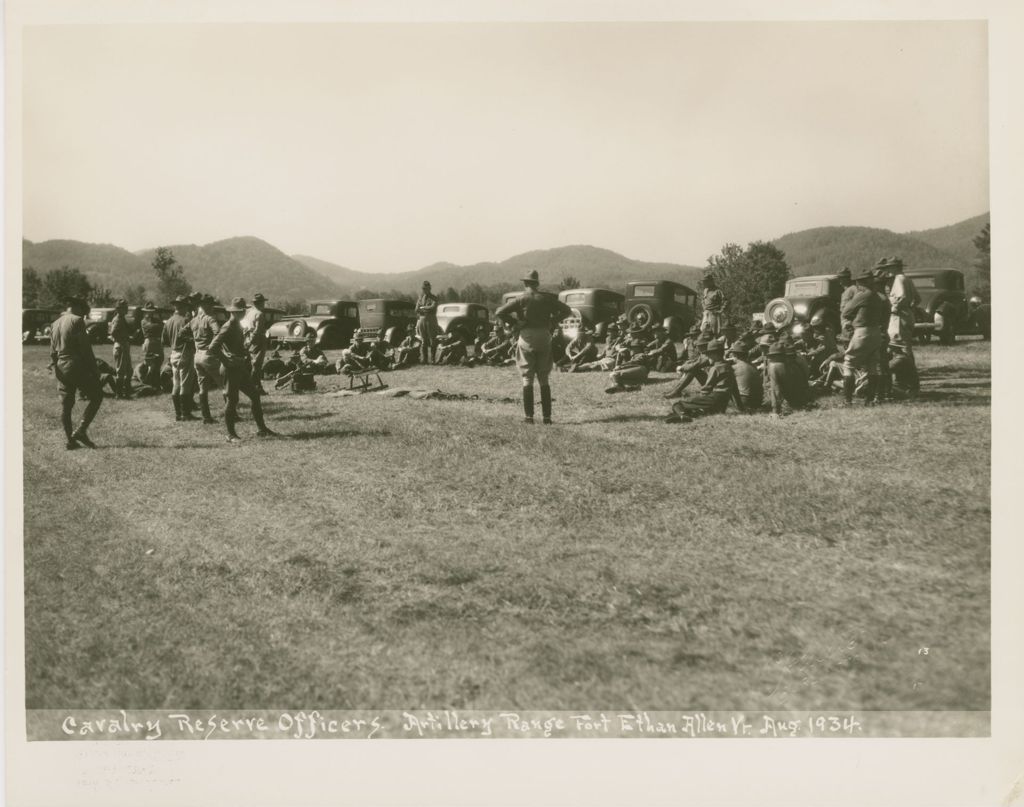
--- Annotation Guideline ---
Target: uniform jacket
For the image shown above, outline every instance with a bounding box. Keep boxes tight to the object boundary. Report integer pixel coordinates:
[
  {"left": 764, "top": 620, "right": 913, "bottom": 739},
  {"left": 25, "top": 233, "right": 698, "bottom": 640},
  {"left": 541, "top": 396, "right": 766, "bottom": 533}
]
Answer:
[
  {"left": 162, "top": 313, "right": 196, "bottom": 354},
  {"left": 841, "top": 289, "right": 888, "bottom": 328},
  {"left": 208, "top": 316, "right": 248, "bottom": 367},
  {"left": 108, "top": 312, "right": 132, "bottom": 344},
  {"left": 495, "top": 289, "right": 573, "bottom": 330},
  {"left": 191, "top": 311, "right": 221, "bottom": 350},
  {"left": 702, "top": 288, "right": 725, "bottom": 314},
  {"left": 50, "top": 313, "right": 98, "bottom": 369}
]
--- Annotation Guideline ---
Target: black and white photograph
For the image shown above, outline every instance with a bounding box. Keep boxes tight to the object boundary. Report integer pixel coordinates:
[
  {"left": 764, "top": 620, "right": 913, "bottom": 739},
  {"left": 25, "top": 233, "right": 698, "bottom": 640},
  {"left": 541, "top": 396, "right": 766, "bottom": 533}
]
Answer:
[{"left": 5, "top": 1, "right": 1022, "bottom": 805}]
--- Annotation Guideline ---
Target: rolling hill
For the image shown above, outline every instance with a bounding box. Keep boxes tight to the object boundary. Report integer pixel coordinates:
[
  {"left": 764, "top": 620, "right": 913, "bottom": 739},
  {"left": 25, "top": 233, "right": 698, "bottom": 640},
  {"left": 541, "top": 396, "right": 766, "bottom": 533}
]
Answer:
[
  {"left": 23, "top": 210, "right": 989, "bottom": 305},
  {"left": 292, "top": 246, "right": 706, "bottom": 297},
  {"left": 22, "top": 239, "right": 153, "bottom": 293},
  {"left": 771, "top": 213, "right": 989, "bottom": 291}
]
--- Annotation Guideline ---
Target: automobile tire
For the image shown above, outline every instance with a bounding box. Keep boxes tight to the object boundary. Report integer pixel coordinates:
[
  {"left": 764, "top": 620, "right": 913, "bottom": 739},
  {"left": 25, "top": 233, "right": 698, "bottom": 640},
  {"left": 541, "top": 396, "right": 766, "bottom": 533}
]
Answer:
[
  {"left": 763, "top": 298, "right": 795, "bottom": 329},
  {"left": 630, "top": 304, "right": 655, "bottom": 329},
  {"left": 288, "top": 319, "right": 308, "bottom": 339}
]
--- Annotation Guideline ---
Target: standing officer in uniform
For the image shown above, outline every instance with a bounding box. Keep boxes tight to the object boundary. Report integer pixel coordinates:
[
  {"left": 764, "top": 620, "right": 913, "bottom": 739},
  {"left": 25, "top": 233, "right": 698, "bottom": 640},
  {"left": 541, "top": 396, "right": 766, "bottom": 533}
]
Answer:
[
  {"left": 244, "top": 292, "right": 270, "bottom": 394},
  {"left": 162, "top": 295, "right": 198, "bottom": 421},
  {"left": 50, "top": 296, "right": 104, "bottom": 449},
  {"left": 191, "top": 293, "right": 222, "bottom": 424},
  {"left": 415, "top": 281, "right": 440, "bottom": 364},
  {"left": 108, "top": 298, "right": 133, "bottom": 398},
  {"left": 139, "top": 302, "right": 164, "bottom": 389},
  {"left": 208, "top": 297, "right": 278, "bottom": 442},
  {"left": 840, "top": 270, "right": 888, "bottom": 405},
  {"left": 700, "top": 276, "right": 726, "bottom": 335},
  {"left": 495, "top": 270, "right": 573, "bottom": 424}
]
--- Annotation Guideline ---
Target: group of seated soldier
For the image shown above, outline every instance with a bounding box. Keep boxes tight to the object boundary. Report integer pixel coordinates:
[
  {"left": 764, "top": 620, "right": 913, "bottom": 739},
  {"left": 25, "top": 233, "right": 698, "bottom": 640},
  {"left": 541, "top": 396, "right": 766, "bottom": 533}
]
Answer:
[{"left": 661, "top": 317, "right": 920, "bottom": 424}]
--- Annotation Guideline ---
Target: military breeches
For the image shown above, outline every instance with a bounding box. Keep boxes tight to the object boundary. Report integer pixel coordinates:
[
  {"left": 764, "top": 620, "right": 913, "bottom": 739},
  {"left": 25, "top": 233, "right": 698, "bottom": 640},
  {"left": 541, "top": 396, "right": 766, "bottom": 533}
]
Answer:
[
  {"left": 673, "top": 391, "right": 729, "bottom": 418},
  {"left": 516, "top": 327, "right": 553, "bottom": 385},
  {"left": 170, "top": 350, "right": 196, "bottom": 396},
  {"left": 766, "top": 360, "right": 788, "bottom": 414},
  {"left": 701, "top": 311, "right": 723, "bottom": 335},
  {"left": 611, "top": 364, "right": 650, "bottom": 386},
  {"left": 843, "top": 326, "right": 881, "bottom": 376},
  {"left": 112, "top": 342, "right": 132, "bottom": 394},
  {"left": 194, "top": 349, "right": 222, "bottom": 391}
]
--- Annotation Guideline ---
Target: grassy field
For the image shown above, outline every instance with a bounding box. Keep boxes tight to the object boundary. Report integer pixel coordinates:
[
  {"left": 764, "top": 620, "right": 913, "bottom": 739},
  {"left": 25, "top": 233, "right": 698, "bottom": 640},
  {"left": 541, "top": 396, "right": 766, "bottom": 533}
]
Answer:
[{"left": 21, "top": 340, "right": 990, "bottom": 711}]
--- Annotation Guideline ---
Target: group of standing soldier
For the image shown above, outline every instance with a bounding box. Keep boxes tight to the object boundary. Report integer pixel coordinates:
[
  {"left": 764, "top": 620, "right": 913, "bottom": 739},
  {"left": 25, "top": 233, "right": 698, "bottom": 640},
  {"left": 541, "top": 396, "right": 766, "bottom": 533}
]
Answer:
[{"left": 50, "top": 291, "right": 278, "bottom": 448}]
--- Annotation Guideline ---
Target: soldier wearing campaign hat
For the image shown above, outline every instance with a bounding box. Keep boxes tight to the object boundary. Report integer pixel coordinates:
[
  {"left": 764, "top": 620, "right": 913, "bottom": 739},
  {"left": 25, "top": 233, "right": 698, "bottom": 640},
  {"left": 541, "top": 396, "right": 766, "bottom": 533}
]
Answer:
[
  {"left": 700, "top": 275, "right": 726, "bottom": 335},
  {"left": 663, "top": 332, "right": 712, "bottom": 398},
  {"left": 643, "top": 323, "right": 678, "bottom": 372},
  {"left": 495, "top": 270, "right": 574, "bottom": 423},
  {"left": 415, "top": 280, "right": 440, "bottom": 364},
  {"left": 191, "top": 292, "right": 223, "bottom": 424},
  {"left": 162, "top": 295, "right": 198, "bottom": 421},
  {"left": 50, "top": 296, "right": 104, "bottom": 449},
  {"left": 208, "top": 297, "right": 278, "bottom": 442},
  {"left": 138, "top": 302, "right": 164, "bottom": 389},
  {"left": 839, "top": 269, "right": 888, "bottom": 405},
  {"left": 727, "top": 342, "right": 763, "bottom": 411},
  {"left": 107, "top": 298, "right": 133, "bottom": 398},
  {"left": 666, "top": 337, "right": 745, "bottom": 423},
  {"left": 243, "top": 292, "right": 270, "bottom": 394}
]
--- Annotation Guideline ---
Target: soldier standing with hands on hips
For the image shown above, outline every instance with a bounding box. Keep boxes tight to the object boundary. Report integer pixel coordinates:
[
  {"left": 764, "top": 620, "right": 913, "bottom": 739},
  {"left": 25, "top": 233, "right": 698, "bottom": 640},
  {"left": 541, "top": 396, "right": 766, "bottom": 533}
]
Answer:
[
  {"left": 208, "top": 297, "right": 278, "bottom": 442},
  {"left": 495, "top": 270, "right": 573, "bottom": 424}
]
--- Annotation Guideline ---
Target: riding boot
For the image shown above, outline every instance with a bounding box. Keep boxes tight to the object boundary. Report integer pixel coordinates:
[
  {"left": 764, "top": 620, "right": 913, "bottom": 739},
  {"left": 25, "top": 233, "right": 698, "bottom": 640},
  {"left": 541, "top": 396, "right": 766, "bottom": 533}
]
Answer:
[
  {"left": 172, "top": 394, "right": 183, "bottom": 421},
  {"left": 863, "top": 375, "right": 878, "bottom": 405},
  {"left": 181, "top": 394, "right": 198, "bottom": 421},
  {"left": 61, "top": 397, "right": 76, "bottom": 443},
  {"left": 662, "top": 379, "right": 686, "bottom": 399},
  {"left": 842, "top": 374, "right": 855, "bottom": 405},
  {"left": 225, "top": 411, "right": 240, "bottom": 441},
  {"left": 199, "top": 392, "right": 216, "bottom": 424},
  {"left": 540, "top": 384, "right": 552, "bottom": 424},
  {"left": 522, "top": 385, "right": 535, "bottom": 423},
  {"left": 251, "top": 396, "right": 276, "bottom": 436}
]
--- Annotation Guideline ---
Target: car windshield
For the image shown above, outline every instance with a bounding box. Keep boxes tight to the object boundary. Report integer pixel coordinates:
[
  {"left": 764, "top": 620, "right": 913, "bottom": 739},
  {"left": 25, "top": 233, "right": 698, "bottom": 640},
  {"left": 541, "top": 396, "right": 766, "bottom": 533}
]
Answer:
[
  {"left": 785, "top": 280, "right": 825, "bottom": 297},
  {"left": 909, "top": 276, "right": 937, "bottom": 289},
  {"left": 312, "top": 303, "right": 333, "bottom": 315},
  {"left": 563, "top": 293, "right": 587, "bottom": 305},
  {"left": 631, "top": 285, "right": 656, "bottom": 298}
]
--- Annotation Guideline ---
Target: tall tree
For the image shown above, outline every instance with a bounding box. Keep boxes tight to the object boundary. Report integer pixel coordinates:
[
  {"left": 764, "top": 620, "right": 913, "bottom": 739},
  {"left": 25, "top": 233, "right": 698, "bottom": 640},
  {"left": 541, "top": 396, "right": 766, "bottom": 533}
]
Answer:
[
  {"left": 122, "top": 284, "right": 149, "bottom": 306},
  {"left": 704, "top": 241, "right": 791, "bottom": 324},
  {"left": 91, "top": 286, "right": 116, "bottom": 306},
  {"left": 151, "top": 247, "right": 192, "bottom": 305},
  {"left": 559, "top": 275, "right": 581, "bottom": 291},
  {"left": 41, "top": 266, "right": 93, "bottom": 308},
  {"left": 23, "top": 266, "right": 42, "bottom": 307},
  {"left": 972, "top": 222, "right": 990, "bottom": 297}
]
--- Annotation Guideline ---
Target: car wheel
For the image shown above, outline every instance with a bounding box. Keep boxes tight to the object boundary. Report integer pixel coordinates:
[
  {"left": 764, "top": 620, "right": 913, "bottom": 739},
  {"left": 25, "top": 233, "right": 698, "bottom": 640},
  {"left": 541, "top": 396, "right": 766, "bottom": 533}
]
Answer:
[
  {"left": 630, "top": 304, "right": 655, "bottom": 329},
  {"left": 763, "top": 298, "right": 795, "bottom": 329},
  {"left": 288, "top": 319, "right": 308, "bottom": 340}
]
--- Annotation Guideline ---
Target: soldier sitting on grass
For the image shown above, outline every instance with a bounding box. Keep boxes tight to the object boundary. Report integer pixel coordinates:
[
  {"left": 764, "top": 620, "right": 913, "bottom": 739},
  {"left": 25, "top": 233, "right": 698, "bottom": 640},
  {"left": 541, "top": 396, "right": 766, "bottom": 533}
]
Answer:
[
  {"left": 560, "top": 327, "right": 598, "bottom": 372},
  {"left": 393, "top": 331, "right": 422, "bottom": 369},
  {"left": 436, "top": 331, "right": 468, "bottom": 366},
  {"left": 470, "top": 327, "right": 511, "bottom": 367},
  {"left": 642, "top": 324, "right": 678, "bottom": 373},
  {"left": 665, "top": 338, "right": 745, "bottom": 423}
]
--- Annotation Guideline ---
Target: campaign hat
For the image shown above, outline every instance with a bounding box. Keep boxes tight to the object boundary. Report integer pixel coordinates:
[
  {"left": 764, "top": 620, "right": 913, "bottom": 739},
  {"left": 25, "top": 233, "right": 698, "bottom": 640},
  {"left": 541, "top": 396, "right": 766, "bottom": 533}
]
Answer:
[
  {"left": 837, "top": 267, "right": 852, "bottom": 281},
  {"left": 172, "top": 295, "right": 190, "bottom": 306},
  {"left": 225, "top": 296, "right": 247, "bottom": 312},
  {"left": 422, "top": 280, "right": 432, "bottom": 288},
  {"left": 521, "top": 270, "right": 540, "bottom": 285},
  {"left": 253, "top": 292, "right": 267, "bottom": 303},
  {"left": 855, "top": 270, "right": 876, "bottom": 285},
  {"left": 706, "top": 337, "right": 726, "bottom": 355},
  {"left": 767, "top": 341, "right": 787, "bottom": 358},
  {"left": 874, "top": 256, "right": 904, "bottom": 272},
  {"left": 141, "top": 301, "right": 157, "bottom": 312}
]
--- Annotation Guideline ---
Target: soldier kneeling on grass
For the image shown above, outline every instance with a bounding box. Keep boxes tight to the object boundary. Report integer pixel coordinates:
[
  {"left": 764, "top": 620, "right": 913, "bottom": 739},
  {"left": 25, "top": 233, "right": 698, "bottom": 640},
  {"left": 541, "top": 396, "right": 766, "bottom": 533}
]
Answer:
[{"left": 666, "top": 338, "right": 745, "bottom": 423}]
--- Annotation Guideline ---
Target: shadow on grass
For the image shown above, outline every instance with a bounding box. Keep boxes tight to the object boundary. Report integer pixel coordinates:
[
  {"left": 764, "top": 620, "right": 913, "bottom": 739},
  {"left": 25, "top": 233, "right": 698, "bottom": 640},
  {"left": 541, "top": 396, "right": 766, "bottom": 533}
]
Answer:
[
  {"left": 915, "top": 391, "right": 992, "bottom": 406},
  {"left": 268, "top": 410, "right": 338, "bottom": 423},
  {"left": 286, "top": 428, "right": 391, "bottom": 441},
  {"left": 561, "top": 413, "right": 668, "bottom": 425}
]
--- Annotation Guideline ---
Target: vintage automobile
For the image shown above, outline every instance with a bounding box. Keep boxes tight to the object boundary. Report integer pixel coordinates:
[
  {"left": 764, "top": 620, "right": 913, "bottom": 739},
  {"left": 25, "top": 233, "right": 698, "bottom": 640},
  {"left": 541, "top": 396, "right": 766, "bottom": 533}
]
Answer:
[
  {"left": 557, "top": 288, "right": 625, "bottom": 340},
  {"left": 355, "top": 298, "right": 416, "bottom": 346},
  {"left": 762, "top": 274, "right": 843, "bottom": 337},
  {"left": 84, "top": 305, "right": 172, "bottom": 344},
  {"left": 22, "top": 308, "right": 59, "bottom": 344},
  {"left": 624, "top": 280, "right": 698, "bottom": 339},
  {"left": 905, "top": 268, "right": 985, "bottom": 342},
  {"left": 267, "top": 299, "right": 360, "bottom": 350},
  {"left": 435, "top": 302, "right": 492, "bottom": 343}
]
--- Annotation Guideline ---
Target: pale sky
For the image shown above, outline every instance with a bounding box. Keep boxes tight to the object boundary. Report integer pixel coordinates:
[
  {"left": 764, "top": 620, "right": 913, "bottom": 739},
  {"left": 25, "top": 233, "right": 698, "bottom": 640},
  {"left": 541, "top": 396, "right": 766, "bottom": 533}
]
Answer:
[{"left": 23, "top": 21, "right": 988, "bottom": 273}]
